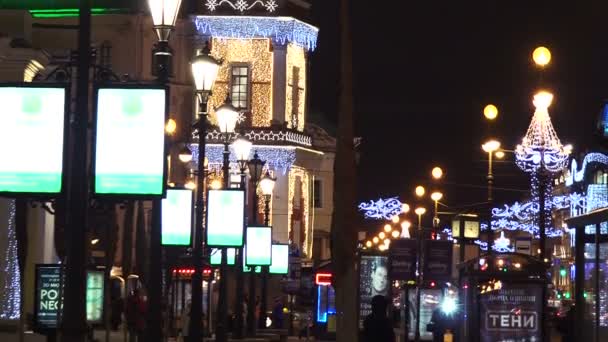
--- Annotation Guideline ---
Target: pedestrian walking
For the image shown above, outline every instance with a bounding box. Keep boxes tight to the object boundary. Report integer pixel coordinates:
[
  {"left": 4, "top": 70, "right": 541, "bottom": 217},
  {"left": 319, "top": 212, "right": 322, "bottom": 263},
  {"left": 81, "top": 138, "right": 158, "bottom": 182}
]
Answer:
[{"left": 362, "top": 295, "right": 395, "bottom": 342}]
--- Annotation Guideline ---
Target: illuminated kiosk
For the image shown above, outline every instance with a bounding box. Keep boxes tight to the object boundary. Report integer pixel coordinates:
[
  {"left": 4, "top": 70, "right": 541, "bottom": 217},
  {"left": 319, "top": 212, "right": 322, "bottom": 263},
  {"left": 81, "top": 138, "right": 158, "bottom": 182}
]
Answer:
[
  {"left": 565, "top": 209, "right": 608, "bottom": 340},
  {"left": 459, "top": 253, "right": 548, "bottom": 342}
]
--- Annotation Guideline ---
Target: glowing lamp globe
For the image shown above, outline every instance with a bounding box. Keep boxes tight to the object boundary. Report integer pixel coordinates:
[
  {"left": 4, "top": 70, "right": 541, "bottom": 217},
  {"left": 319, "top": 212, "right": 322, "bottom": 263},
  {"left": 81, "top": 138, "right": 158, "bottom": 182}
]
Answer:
[
  {"left": 431, "top": 191, "right": 443, "bottom": 202},
  {"left": 191, "top": 49, "right": 221, "bottom": 93},
  {"left": 178, "top": 146, "right": 193, "bottom": 163},
  {"left": 384, "top": 224, "right": 392, "bottom": 233},
  {"left": 432, "top": 167, "right": 443, "bottom": 179},
  {"left": 232, "top": 136, "right": 252, "bottom": 162},
  {"left": 391, "top": 230, "right": 400, "bottom": 238},
  {"left": 495, "top": 151, "right": 505, "bottom": 159},
  {"left": 482, "top": 140, "right": 501, "bottom": 153},
  {"left": 148, "top": 0, "right": 182, "bottom": 41},
  {"left": 215, "top": 99, "right": 239, "bottom": 134},
  {"left": 259, "top": 171, "right": 276, "bottom": 196},
  {"left": 483, "top": 104, "right": 498, "bottom": 120},
  {"left": 532, "top": 46, "right": 551, "bottom": 67},
  {"left": 401, "top": 221, "right": 411, "bottom": 230},
  {"left": 372, "top": 237, "right": 379, "bottom": 244},
  {"left": 533, "top": 91, "right": 553, "bottom": 110},
  {"left": 391, "top": 216, "right": 399, "bottom": 223},
  {"left": 415, "top": 207, "right": 426, "bottom": 216},
  {"left": 365, "top": 241, "right": 372, "bottom": 248},
  {"left": 401, "top": 203, "right": 410, "bottom": 213},
  {"left": 165, "top": 118, "right": 177, "bottom": 134},
  {"left": 415, "top": 186, "right": 425, "bottom": 197},
  {"left": 379, "top": 232, "right": 386, "bottom": 239}
]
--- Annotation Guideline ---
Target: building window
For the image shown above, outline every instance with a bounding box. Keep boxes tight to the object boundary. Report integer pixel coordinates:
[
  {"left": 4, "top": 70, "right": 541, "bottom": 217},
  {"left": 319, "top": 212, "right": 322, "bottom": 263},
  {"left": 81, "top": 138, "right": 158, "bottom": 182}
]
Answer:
[
  {"left": 230, "top": 65, "right": 249, "bottom": 110},
  {"left": 313, "top": 179, "right": 323, "bottom": 208}
]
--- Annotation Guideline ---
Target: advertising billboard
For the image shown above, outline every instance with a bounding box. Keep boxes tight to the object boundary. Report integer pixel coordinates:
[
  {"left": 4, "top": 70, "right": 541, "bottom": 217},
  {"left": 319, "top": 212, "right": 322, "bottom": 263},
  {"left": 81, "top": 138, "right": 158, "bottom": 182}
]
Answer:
[
  {"left": 388, "top": 239, "right": 417, "bottom": 282},
  {"left": 162, "top": 188, "right": 193, "bottom": 246},
  {"left": 93, "top": 86, "right": 166, "bottom": 197},
  {"left": 206, "top": 189, "right": 245, "bottom": 247},
  {"left": 245, "top": 226, "right": 272, "bottom": 266},
  {"left": 480, "top": 283, "right": 543, "bottom": 342},
  {"left": 269, "top": 244, "right": 289, "bottom": 274},
  {"left": 0, "top": 85, "right": 66, "bottom": 195},
  {"left": 34, "top": 265, "right": 63, "bottom": 331},
  {"left": 423, "top": 240, "right": 453, "bottom": 281},
  {"left": 358, "top": 254, "right": 389, "bottom": 328}
]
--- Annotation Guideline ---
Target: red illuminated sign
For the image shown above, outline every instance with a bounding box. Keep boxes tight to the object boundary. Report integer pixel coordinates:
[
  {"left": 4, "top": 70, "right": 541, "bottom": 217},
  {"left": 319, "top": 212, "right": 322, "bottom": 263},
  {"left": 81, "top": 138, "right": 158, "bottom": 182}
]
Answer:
[{"left": 315, "top": 273, "right": 332, "bottom": 286}]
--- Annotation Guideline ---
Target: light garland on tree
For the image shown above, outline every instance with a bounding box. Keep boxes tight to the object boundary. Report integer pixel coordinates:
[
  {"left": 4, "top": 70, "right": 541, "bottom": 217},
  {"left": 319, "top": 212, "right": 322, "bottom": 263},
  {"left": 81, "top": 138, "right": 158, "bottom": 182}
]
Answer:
[
  {"left": 194, "top": 16, "right": 319, "bottom": 51},
  {"left": 0, "top": 200, "right": 21, "bottom": 319}
]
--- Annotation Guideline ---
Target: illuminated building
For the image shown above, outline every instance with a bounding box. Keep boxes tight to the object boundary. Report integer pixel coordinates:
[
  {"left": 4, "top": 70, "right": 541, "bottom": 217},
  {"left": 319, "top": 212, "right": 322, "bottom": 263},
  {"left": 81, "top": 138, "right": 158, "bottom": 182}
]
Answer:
[{"left": 0, "top": 0, "right": 333, "bottom": 322}]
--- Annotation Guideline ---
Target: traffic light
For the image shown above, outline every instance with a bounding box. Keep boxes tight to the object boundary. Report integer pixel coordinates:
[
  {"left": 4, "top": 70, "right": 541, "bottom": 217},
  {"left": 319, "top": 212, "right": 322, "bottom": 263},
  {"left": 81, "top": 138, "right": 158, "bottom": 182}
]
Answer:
[{"left": 559, "top": 267, "right": 567, "bottom": 277}]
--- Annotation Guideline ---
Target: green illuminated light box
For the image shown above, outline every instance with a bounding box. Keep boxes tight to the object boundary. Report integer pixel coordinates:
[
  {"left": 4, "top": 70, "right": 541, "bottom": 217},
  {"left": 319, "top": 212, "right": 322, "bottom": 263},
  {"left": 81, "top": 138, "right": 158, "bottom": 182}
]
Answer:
[
  {"left": 210, "top": 248, "right": 236, "bottom": 265},
  {"left": 162, "top": 189, "right": 193, "bottom": 246},
  {"left": 0, "top": 85, "right": 66, "bottom": 196},
  {"left": 246, "top": 226, "right": 272, "bottom": 266},
  {"left": 0, "top": 0, "right": 130, "bottom": 18},
  {"left": 93, "top": 86, "right": 167, "bottom": 198},
  {"left": 206, "top": 189, "right": 245, "bottom": 247},
  {"left": 86, "top": 271, "right": 104, "bottom": 323},
  {"left": 269, "top": 244, "right": 289, "bottom": 274}
]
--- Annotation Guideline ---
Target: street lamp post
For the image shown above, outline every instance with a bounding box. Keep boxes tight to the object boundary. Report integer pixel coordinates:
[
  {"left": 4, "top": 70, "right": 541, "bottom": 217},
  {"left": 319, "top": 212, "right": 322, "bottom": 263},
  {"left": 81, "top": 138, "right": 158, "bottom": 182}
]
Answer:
[
  {"left": 215, "top": 98, "right": 239, "bottom": 342},
  {"left": 258, "top": 171, "right": 276, "bottom": 329},
  {"left": 146, "top": 2, "right": 183, "bottom": 342},
  {"left": 232, "top": 136, "right": 253, "bottom": 339},
  {"left": 189, "top": 43, "right": 221, "bottom": 342},
  {"left": 482, "top": 139, "right": 501, "bottom": 251},
  {"left": 246, "top": 153, "right": 265, "bottom": 336},
  {"left": 414, "top": 206, "right": 426, "bottom": 342},
  {"left": 430, "top": 191, "right": 443, "bottom": 229}
]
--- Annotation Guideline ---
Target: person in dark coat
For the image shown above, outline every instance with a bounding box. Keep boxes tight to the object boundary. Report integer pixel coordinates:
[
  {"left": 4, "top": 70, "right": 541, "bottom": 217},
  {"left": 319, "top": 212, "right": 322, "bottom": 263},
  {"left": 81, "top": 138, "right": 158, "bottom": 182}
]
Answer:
[{"left": 362, "top": 295, "right": 395, "bottom": 342}]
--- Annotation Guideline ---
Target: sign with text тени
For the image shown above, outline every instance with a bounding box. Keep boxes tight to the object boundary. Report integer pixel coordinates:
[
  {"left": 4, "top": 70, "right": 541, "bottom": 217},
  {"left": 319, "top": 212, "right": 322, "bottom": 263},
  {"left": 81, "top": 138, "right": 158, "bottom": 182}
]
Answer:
[
  {"left": 0, "top": 85, "right": 66, "bottom": 195},
  {"left": 246, "top": 226, "right": 272, "bottom": 266},
  {"left": 206, "top": 189, "right": 245, "bottom": 247},
  {"left": 162, "top": 188, "right": 193, "bottom": 246},
  {"left": 93, "top": 86, "right": 166, "bottom": 197}
]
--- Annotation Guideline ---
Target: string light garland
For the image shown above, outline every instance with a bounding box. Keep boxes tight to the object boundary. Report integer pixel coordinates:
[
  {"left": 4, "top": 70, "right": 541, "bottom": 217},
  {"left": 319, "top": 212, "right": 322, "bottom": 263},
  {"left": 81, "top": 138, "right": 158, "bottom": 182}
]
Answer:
[
  {"left": 0, "top": 200, "right": 21, "bottom": 319},
  {"left": 190, "top": 144, "right": 296, "bottom": 173},
  {"left": 197, "top": 128, "right": 312, "bottom": 147},
  {"left": 194, "top": 16, "right": 319, "bottom": 51},
  {"left": 565, "top": 152, "right": 608, "bottom": 186},
  {"left": 288, "top": 166, "right": 311, "bottom": 257},
  {"left": 205, "top": 0, "right": 279, "bottom": 13},
  {"left": 286, "top": 44, "right": 306, "bottom": 131}
]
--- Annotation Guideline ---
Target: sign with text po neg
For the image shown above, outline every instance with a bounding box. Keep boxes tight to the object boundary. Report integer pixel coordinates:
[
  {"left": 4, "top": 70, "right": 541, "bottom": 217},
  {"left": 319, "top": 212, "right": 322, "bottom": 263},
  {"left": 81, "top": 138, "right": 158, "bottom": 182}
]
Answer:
[{"left": 388, "top": 239, "right": 417, "bottom": 282}]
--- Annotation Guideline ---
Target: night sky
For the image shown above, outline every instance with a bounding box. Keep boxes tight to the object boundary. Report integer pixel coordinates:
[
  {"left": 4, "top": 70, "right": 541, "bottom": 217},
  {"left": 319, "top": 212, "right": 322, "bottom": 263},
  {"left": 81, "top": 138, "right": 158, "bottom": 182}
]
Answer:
[{"left": 309, "top": 1, "right": 608, "bottom": 227}]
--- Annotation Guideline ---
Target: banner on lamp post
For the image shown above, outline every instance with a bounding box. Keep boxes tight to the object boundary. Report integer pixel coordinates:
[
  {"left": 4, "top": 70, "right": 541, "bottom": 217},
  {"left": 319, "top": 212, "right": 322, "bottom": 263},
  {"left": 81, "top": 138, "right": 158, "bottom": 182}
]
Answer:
[
  {"left": 246, "top": 226, "right": 272, "bottom": 266},
  {"left": 93, "top": 85, "right": 167, "bottom": 198},
  {"left": 388, "top": 239, "right": 417, "bottom": 282},
  {"left": 0, "top": 84, "right": 67, "bottom": 196},
  {"left": 423, "top": 240, "right": 453, "bottom": 281},
  {"left": 161, "top": 188, "right": 193, "bottom": 246},
  {"left": 206, "top": 189, "right": 245, "bottom": 247}
]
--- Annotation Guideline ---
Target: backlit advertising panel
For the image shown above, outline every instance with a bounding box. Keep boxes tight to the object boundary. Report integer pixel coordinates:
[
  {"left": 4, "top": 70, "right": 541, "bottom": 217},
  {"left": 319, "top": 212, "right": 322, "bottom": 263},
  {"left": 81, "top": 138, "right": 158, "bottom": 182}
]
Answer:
[
  {"left": 86, "top": 271, "right": 104, "bottom": 323},
  {"left": 210, "top": 248, "right": 236, "bottom": 265},
  {"left": 269, "top": 244, "right": 289, "bottom": 274},
  {"left": 245, "top": 226, "right": 272, "bottom": 266},
  {"left": 162, "top": 188, "right": 193, "bottom": 246},
  {"left": 93, "top": 86, "right": 166, "bottom": 197},
  {"left": 358, "top": 254, "right": 389, "bottom": 328},
  {"left": 206, "top": 189, "right": 245, "bottom": 247},
  {"left": 0, "top": 85, "right": 66, "bottom": 195}
]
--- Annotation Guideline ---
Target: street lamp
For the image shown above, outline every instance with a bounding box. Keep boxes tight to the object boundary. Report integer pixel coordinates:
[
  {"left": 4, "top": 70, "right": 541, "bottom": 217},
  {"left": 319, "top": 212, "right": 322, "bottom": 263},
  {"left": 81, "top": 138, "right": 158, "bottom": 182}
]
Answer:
[
  {"left": 384, "top": 224, "right": 393, "bottom": 233},
  {"left": 178, "top": 145, "right": 193, "bottom": 163},
  {"left": 431, "top": 167, "right": 443, "bottom": 180},
  {"left": 148, "top": 0, "right": 182, "bottom": 79},
  {"left": 430, "top": 191, "right": 443, "bottom": 228},
  {"left": 258, "top": 170, "right": 275, "bottom": 329},
  {"left": 216, "top": 98, "right": 239, "bottom": 186},
  {"left": 413, "top": 206, "right": 426, "bottom": 342},
  {"left": 231, "top": 135, "right": 253, "bottom": 339},
  {"left": 188, "top": 42, "right": 221, "bottom": 341},
  {"left": 483, "top": 104, "right": 498, "bottom": 121},
  {"left": 401, "top": 203, "right": 410, "bottom": 214},
  {"left": 415, "top": 185, "right": 425, "bottom": 198},
  {"left": 400, "top": 220, "right": 411, "bottom": 238},
  {"left": 532, "top": 46, "right": 551, "bottom": 67},
  {"left": 482, "top": 139, "right": 501, "bottom": 202}
]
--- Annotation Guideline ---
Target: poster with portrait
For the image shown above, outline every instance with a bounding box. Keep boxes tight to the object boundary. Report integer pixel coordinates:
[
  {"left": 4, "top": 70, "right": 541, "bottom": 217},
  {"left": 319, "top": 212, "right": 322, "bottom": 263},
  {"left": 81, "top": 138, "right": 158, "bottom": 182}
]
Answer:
[{"left": 358, "top": 254, "right": 389, "bottom": 328}]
